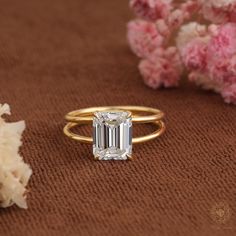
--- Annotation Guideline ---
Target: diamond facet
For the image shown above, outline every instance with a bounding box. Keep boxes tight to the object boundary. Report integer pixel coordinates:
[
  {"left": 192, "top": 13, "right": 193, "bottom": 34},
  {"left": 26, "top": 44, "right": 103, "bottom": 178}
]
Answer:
[{"left": 93, "top": 111, "right": 132, "bottom": 160}]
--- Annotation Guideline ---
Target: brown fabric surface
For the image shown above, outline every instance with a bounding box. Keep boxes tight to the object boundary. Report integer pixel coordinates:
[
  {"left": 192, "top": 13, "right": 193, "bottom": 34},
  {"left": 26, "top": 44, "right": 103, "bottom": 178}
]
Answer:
[{"left": 0, "top": 0, "right": 236, "bottom": 235}]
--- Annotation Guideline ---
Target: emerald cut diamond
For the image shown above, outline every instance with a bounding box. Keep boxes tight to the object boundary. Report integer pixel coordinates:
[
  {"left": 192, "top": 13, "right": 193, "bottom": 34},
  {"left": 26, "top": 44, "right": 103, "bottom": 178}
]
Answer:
[{"left": 93, "top": 111, "right": 132, "bottom": 160}]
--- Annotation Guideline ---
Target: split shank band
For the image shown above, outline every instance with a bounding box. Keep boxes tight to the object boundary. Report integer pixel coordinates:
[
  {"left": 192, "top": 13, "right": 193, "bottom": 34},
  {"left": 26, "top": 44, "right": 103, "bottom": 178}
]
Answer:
[{"left": 63, "top": 106, "right": 166, "bottom": 144}]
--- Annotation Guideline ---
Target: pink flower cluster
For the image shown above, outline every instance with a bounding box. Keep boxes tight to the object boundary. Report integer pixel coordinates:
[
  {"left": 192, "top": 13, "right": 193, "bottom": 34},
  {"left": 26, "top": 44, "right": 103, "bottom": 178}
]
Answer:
[
  {"left": 127, "top": 0, "right": 236, "bottom": 105},
  {"left": 180, "top": 22, "right": 236, "bottom": 104},
  {"left": 139, "top": 47, "right": 182, "bottom": 88}
]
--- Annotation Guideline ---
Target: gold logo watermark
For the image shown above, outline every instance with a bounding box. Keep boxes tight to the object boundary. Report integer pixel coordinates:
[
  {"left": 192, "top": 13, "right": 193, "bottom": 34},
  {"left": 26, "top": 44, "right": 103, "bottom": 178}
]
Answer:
[{"left": 210, "top": 201, "right": 232, "bottom": 228}]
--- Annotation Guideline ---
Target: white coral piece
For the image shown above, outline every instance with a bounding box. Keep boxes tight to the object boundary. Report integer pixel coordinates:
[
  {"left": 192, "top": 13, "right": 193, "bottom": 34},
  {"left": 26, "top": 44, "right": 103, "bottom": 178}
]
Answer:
[{"left": 0, "top": 104, "right": 32, "bottom": 209}]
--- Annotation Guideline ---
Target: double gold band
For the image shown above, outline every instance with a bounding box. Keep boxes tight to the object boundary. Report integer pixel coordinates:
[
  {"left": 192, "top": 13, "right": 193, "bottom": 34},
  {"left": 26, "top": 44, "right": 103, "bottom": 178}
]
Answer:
[{"left": 63, "top": 106, "right": 165, "bottom": 144}]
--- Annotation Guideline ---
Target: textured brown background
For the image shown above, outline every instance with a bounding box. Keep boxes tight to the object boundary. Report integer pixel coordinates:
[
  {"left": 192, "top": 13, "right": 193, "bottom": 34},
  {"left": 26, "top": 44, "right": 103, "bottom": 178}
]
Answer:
[{"left": 0, "top": 0, "right": 236, "bottom": 236}]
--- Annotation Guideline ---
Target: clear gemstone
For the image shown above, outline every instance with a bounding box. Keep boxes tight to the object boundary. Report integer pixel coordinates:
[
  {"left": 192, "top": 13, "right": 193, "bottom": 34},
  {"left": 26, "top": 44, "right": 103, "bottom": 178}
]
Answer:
[{"left": 93, "top": 111, "right": 132, "bottom": 160}]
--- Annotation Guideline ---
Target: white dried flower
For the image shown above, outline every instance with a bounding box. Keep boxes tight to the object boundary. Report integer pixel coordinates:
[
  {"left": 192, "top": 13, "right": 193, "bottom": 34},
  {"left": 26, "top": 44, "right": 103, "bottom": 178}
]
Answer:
[
  {"left": 176, "top": 22, "right": 209, "bottom": 50},
  {"left": 0, "top": 104, "right": 32, "bottom": 209},
  {"left": 189, "top": 72, "right": 222, "bottom": 92}
]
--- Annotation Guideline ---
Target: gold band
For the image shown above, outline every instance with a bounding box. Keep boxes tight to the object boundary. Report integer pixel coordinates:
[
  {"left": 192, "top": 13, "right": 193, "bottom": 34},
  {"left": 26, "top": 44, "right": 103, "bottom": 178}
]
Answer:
[
  {"left": 63, "top": 106, "right": 165, "bottom": 144},
  {"left": 65, "top": 106, "right": 164, "bottom": 124}
]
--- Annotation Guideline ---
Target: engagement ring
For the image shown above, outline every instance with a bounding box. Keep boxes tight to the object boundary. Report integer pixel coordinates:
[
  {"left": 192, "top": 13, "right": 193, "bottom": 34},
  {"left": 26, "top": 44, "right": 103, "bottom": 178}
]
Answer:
[{"left": 63, "top": 106, "right": 165, "bottom": 160}]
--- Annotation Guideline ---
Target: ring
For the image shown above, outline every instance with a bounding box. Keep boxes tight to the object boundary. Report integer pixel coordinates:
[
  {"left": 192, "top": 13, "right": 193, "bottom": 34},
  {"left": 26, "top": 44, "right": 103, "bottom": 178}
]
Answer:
[{"left": 63, "top": 106, "right": 166, "bottom": 161}]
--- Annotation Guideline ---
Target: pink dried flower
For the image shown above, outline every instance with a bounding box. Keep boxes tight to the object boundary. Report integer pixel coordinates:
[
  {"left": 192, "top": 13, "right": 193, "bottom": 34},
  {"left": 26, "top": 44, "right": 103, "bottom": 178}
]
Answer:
[
  {"left": 167, "top": 1, "right": 199, "bottom": 30},
  {"left": 181, "top": 38, "right": 208, "bottom": 71},
  {"left": 208, "top": 59, "right": 233, "bottom": 84},
  {"left": 221, "top": 84, "right": 236, "bottom": 104},
  {"left": 127, "top": 20, "right": 163, "bottom": 58},
  {"left": 229, "top": 55, "right": 236, "bottom": 74},
  {"left": 181, "top": 0, "right": 199, "bottom": 13},
  {"left": 156, "top": 19, "right": 170, "bottom": 37},
  {"left": 207, "top": 23, "right": 236, "bottom": 82},
  {"left": 139, "top": 47, "right": 182, "bottom": 88},
  {"left": 208, "top": 24, "right": 220, "bottom": 36},
  {"left": 155, "top": 1, "right": 199, "bottom": 38},
  {"left": 130, "top": 0, "right": 173, "bottom": 21},
  {"left": 199, "top": 0, "right": 236, "bottom": 23},
  {"left": 168, "top": 9, "right": 188, "bottom": 29},
  {"left": 208, "top": 23, "right": 236, "bottom": 58}
]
